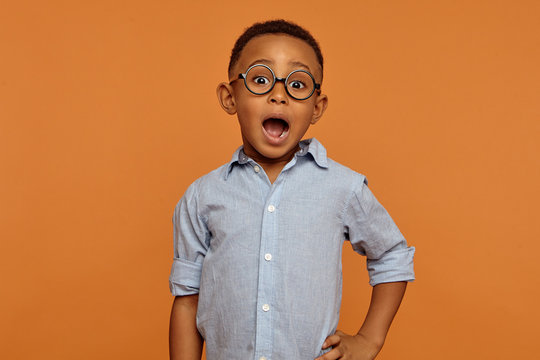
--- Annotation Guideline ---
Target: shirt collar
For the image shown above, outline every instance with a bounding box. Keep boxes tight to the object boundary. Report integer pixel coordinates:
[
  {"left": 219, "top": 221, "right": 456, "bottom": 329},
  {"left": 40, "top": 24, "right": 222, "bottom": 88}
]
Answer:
[
  {"left": 223, "top": 138, "right": 328, "bottom": 180},
  {"left": 297, "top": 138, "right": 328, "bottom": 168}
]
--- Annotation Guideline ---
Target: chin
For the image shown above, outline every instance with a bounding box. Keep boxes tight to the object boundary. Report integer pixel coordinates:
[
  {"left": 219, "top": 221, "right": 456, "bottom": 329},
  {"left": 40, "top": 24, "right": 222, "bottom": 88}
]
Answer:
[{"left": 261, "top": 142, "right": 297, "bottom": 159}]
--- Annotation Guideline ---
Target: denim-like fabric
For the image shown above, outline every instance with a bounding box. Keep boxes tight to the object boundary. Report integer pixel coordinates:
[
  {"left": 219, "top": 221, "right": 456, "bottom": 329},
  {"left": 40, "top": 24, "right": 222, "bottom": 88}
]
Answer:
[{"left": 169, "top": 138, "right": 415, "bottom": 360}]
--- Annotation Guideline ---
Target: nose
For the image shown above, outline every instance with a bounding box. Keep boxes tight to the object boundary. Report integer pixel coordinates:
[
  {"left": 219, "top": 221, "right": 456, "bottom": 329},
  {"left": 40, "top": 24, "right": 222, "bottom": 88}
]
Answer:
[{"left": 268, "top": 79, "right": 288, "bottom": 104}]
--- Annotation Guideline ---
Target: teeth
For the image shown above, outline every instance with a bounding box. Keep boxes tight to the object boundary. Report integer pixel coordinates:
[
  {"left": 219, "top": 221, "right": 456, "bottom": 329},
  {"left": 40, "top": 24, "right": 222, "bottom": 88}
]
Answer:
[{"left": 280, "top": 129, "right": 289, "bottom": 138}]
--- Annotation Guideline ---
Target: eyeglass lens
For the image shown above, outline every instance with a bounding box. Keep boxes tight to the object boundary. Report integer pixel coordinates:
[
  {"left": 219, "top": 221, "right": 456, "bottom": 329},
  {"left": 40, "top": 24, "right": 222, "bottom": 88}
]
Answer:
[{"left": 244, "top": 65, "right": 315, "bottom": 100}]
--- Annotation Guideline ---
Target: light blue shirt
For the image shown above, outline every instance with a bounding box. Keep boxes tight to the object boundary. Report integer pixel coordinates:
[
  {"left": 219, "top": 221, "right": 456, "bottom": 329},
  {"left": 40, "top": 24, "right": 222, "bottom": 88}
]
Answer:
[{"left": 169, "top": 138, "right": 415, "bottom": 360}]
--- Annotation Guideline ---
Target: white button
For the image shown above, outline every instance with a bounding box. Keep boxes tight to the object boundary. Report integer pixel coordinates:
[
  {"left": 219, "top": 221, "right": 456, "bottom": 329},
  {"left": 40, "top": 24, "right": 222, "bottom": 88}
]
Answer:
[
  {"left": 264, "top": 253, "right": 272, "bottom": 261},
  {"left": 262, "top": 304, "right": 270, "bottom": 312},
  {"left": 267, "top": 205, "right": 275, "bottom": 212},
  {"left": 253, "top": 165, "right": 260, "bottom": 173}
]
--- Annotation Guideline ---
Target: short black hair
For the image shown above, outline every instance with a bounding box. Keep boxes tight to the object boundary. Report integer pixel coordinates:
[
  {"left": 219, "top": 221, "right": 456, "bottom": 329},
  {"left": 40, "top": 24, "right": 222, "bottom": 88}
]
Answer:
[{"left": 228, "top": 19, "right": 324, "bottom": 78}]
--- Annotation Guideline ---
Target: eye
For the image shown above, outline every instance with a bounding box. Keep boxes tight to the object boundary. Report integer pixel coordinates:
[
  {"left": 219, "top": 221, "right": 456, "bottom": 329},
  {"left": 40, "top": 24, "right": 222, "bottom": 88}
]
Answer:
[
  {"left": 253, "top": 76, "right": 271, "bottom": 85},
  {"left": 288, "top": 80, "right": 305, "bottom": 89}
]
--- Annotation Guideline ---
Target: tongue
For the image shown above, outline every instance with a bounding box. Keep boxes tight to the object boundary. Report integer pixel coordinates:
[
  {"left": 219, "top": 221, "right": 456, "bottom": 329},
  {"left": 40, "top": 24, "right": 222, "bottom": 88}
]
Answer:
[{"left": 263, "top": 119, "right": 286, "bottom": 137}]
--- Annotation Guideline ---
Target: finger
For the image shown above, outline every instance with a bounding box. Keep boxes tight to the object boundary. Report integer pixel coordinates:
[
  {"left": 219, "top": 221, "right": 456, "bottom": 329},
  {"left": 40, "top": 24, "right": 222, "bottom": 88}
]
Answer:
[
  {"left": 321, "top": 334, "right": 342, "bottom": 349},
  {"left": 315, "top": 347, "right": 343, "bottom": 360}
]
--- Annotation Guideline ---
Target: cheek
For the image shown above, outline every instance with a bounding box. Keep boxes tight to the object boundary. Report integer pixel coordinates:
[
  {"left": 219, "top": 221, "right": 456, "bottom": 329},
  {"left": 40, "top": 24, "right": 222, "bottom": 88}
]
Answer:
[
  {"left": 236, "top": 96, "right": 262, "bottom": 118},
  {"left": 236, "top": 101, "right": 263, "bottom": 131},
  {"left": 236, "top": 109, "right": 256, "bottom": 129},
  {"left": 291, "top": 103, "right": 317, "bottom": 122}
]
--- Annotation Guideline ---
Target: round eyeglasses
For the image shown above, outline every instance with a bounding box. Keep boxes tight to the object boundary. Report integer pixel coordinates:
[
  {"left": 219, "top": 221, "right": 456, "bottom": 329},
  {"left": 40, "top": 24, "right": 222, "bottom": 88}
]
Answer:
[{"left": 231, "top": 64, "right": 321, "bottom": 101}]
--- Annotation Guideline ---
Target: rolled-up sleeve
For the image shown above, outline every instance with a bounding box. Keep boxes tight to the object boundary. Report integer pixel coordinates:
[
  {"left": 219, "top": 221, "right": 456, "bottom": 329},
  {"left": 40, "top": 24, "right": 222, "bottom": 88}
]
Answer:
[
  {"left": 343, "top": 176, "right": 415, "bottom": 286},
  {"left": 169, "top": 179, "right": 210, "bottom": 296}
]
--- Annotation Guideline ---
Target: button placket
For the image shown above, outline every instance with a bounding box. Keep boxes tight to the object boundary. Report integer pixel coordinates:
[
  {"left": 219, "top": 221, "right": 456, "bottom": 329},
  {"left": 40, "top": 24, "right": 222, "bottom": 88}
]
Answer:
[{"left": 254, "top": 178, "right": 284, "bottom": 360}]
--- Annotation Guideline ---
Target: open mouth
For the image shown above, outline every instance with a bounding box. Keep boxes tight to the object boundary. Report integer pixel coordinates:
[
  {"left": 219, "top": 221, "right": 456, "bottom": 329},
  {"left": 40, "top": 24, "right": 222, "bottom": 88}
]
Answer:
[{"left": 262, "top": 117, "right": 290, "bottom": 139}]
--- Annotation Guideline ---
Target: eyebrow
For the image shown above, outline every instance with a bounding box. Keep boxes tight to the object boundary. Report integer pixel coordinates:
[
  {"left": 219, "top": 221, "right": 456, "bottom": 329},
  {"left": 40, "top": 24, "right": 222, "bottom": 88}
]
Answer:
[
  {"left": 288, "top": 61, "right": 311, "bottom": 72},
  {"left": 246, "top": 58, "right": 272, "bottom": 68},
  {"left": 245, "top": 58, "right": 313, "bottom": 74}
]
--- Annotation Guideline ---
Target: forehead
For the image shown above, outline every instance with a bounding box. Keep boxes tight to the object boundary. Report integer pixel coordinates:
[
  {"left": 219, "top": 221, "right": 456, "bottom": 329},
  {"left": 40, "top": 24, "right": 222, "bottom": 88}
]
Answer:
[{"left": 235, "top": 34, "right": 321, "bottom": 79}]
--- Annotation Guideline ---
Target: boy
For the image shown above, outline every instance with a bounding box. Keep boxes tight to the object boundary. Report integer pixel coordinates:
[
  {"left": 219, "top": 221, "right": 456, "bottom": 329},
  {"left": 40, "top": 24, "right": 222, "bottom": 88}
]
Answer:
[{"left": 169, "top": 20, "right": 415, "bottom": 360}]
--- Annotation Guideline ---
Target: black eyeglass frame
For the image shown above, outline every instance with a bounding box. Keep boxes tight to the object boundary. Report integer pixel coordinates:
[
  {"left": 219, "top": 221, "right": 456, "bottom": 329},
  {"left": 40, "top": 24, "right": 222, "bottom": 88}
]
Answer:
[{"left": 231, "top": 64, "right": 321, "bottom": 101}]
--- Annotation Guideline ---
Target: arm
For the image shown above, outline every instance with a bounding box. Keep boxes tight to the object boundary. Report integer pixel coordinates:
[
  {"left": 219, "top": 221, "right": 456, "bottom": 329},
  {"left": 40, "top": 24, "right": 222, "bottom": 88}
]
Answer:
[
  {"left": 169, "top": 294, "right": 203, "bottom": 360},
  {"left": 319, "top": 178, "right": 414, "bottom": 359},
  {"left": 317, "top": 281, "right": 407, "bottom": 360}
]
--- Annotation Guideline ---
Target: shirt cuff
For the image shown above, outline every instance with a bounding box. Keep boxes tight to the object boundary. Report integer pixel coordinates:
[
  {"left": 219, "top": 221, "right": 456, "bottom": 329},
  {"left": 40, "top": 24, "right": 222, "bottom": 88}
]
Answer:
[
  {"left": 169, "top": 257, "right": 202, "bottom": 296},
  {"left": 367, "top": 245, "right": 415, "bottom": 286}
]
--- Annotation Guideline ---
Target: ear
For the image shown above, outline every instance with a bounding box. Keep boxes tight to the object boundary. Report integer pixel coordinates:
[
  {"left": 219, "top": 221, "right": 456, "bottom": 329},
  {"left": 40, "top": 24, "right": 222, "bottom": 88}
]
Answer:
[
  {"left": 216, "top": 82, "right": 237, "bottom": 115},
  {"left": 310, "top": 93, "right": 328, "bottom": 125}
]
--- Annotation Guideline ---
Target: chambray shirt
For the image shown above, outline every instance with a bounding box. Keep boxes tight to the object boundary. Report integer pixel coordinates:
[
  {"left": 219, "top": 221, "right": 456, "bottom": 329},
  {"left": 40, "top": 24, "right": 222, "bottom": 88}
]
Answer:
[{"left": 169, "top": 138, "right": 415, "bottom": 360}]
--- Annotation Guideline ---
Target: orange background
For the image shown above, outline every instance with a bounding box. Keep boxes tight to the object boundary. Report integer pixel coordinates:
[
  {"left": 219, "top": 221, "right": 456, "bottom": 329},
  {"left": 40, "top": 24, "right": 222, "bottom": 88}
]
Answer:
[{"left": 1, "top": 1, "right": 539, "bottom": 359}]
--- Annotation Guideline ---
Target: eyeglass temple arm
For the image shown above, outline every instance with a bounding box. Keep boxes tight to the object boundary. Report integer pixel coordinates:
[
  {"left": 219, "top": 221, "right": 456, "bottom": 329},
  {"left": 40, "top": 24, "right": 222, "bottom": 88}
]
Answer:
[{"left": 228, "top": 74, "right": 246, "bottom": 85}]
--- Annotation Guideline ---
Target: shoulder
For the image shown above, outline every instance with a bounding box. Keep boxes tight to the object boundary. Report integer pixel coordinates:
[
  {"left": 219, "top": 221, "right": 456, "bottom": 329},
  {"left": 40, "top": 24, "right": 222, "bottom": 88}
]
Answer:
[
  {"left": 325, "top": 157, "right": 368, "bottom": 186},
  {"left": 305, "top": 138, "right": 367, "bottom": 186},
  {"left": 302, "top": 155, "right": 369, "bottom": 211},
  {"left": 175, "top": 162, "right": 230, "bottom": 207},
  {"left": 185, "top": 163, "right": 230, "bottom": 194}
]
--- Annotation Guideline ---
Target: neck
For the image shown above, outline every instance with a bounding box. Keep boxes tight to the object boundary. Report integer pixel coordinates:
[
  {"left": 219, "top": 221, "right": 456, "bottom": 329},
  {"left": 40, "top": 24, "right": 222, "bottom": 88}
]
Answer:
[
  {"left": 257, "top": 159, "right": 290, "bottom": 184},
  {"left": 243, "top": 144, "right": 300, "bottom": 184}
]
